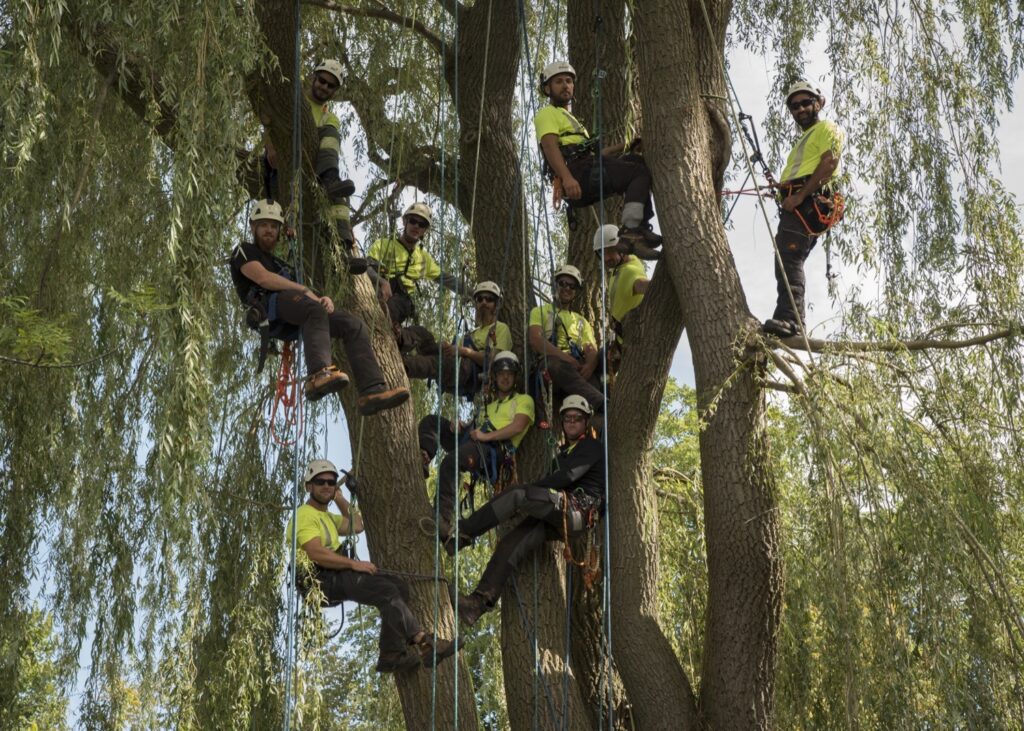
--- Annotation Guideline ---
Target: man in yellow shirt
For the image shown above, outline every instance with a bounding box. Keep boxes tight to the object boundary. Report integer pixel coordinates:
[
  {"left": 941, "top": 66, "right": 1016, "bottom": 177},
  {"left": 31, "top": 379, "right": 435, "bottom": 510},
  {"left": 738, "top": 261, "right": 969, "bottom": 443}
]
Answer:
[
  {"left": 534, "top": 61, "right": 662, "bottom": 260},
  {"left": 263, "top": 59, "right": 365, "bottom": 274},
  {"left": 366, "top": 202, "right": 469, "bottom": 327},
  {"left": 528, "top": 265, "right": 604, "bottom": 413},
  {"left": 763, "top": 80, "right": 845, "bottom": 338},
  {"left": 290, "top": 459, "right": 455, "bottom": 672},
  {"left": 404, "top": 281, "right": 513, "bottom": 397},
  {"left": 418, "top": 352, "right": 535, "bottom": 541},
  {"left": 593, "top": 223, "right": 649, "bottom": 338}
]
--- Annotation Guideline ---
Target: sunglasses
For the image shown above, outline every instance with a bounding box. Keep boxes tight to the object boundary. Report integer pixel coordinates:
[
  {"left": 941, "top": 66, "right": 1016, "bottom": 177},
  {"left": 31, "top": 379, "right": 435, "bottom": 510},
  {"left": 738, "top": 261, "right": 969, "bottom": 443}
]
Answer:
[
  {"left": 406, "top": 217, "right": 429, "bottom": 229},
  {"left": 475, "top": 294, "right": 497, "bottom": 304},
  {"left": 311, "top": 477, "right": 337, "bottom": 486},
  {"left": 787, "top": 98, "right": 816, "bottom": 111},
  {"left": 315, "top": 74, "right": 340, "bottom": 90},
  {"left": 556, "top": 279, "right": 579, "bottom": 290},
  {"left": 562, "top": 414, "right": 587, "bottom": 424}
]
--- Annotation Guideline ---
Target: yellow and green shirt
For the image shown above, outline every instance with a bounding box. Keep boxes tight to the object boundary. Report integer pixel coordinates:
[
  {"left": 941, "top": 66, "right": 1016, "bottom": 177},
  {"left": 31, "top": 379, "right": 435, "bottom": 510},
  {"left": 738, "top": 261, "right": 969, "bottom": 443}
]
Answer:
[
  {"left": 529, "top": 304, "right": 596, "bottom": 354},
  {"left": 287, "top": 504, "right": 345, "bottom": 570},
  {"left": 483, "top": 393, "right": 535, "bottom": 448},
  {"left": 467, "top": 321, "right": 512, "bottom": 352},
  {"left": 780, "top": 120, "right": 843, "bottom": 183},
  {"left": 367, "top": 238, "right": 442, "bottom": 291},
  {"left": 608, "top": 256, "right": 647, "bottom": 326},
  {"left": 533, "top": 105, "right": 590, "bottom": 147}
]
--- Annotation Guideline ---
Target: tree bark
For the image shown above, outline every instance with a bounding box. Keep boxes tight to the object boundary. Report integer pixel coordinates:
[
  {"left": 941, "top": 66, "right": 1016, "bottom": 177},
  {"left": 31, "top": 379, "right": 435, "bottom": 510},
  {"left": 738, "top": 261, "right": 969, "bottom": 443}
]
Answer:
[{"left": 631, "top": 1, "right": 784, "bottom": 729}]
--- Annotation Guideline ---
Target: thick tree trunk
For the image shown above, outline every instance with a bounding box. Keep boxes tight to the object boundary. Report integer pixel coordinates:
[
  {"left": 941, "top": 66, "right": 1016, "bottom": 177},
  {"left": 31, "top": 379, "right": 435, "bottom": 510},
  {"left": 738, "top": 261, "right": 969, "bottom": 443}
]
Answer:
[
  {"left": 632, "top": 1, "right": 783, "bottom": 729},
  {"left": 448, "top": 4, "right": 595, "bottom": 728},
  {"left": 335, "top": 276, "right": 480, "bottom": 730},
  {"left": 251, "top": 1, "right": 482, "bottom": 726}
]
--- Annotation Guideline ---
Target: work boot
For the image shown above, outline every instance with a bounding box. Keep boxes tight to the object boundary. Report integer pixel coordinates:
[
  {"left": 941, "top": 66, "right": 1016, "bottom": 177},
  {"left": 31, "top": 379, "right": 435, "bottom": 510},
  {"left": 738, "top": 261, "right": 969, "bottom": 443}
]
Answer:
[
  {"left": 415, "top": 633, "right": 457, "bottom": 668},
  {"left": 762, "top": 318, "right": 799, "bottom": 338},
  {"left": 324, "top": 176, "right": 357, "bottom": 199},
  {"left": 375, "top": 649, "right": 421, "bottom": 673},
  {"left": 444, "top": 531, "right": 475, "bottom": 557},
  {"left": 457, "top": 592, "right": 489, "bottom": 627},
  {"left": 617, "top": 225, "right": 663, "bottom": 261},
  {"left": 304, "top": 366, "right": 350, "bottom": 401},
  {"left": 357, "top": 385, "right": 411, "bottom": 416}
]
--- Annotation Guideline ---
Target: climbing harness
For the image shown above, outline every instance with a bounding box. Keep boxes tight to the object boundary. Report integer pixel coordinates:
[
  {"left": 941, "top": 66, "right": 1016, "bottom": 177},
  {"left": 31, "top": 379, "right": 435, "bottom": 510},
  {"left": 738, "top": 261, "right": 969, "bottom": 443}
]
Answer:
[{"left": 561, "top": 489, "right": 602, "bottom": 592}]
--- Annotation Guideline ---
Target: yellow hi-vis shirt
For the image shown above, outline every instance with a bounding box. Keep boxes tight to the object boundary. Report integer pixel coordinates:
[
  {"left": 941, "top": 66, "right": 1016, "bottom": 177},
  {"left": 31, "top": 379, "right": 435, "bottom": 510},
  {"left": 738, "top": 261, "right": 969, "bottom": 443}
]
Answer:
[
  {"left": 367, "top": 238, "right": 442, "bottom": 291},
  {"left": 780, "top": 120, "right": 844, "bottom": 183},
  {"left": 468, "top": 321, "right": 512, "bottom": 352},
  {"left": 483, "top": 392, "right": 535, "bottom": 448},
  {"left": 608, "top": 256, "right": 646, "bottom": 325},
  {"left": 529, "top": 304, "right": 596, "bottom": 354},
  {"left": 287, "top": 504, "right": 345, "bottom": 570},
  {"left": 533, "top": 105, "right": 590, "bottom": 147}
]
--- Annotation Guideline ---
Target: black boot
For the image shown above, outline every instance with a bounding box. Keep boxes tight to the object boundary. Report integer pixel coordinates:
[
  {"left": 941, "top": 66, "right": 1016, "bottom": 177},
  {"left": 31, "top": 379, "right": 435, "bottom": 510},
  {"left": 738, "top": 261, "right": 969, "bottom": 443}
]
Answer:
[
  {"left": 457, "top": 592, "right": 489, "bottom": 627},
  {"left": 762, "top": 318, "right": 799, "bottom": 338}
]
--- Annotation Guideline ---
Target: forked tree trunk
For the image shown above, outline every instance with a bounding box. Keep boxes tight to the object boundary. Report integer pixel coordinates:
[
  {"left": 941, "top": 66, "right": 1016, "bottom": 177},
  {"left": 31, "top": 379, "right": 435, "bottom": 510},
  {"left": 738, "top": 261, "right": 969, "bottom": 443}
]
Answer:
[{"left": 613, "top": 1, "right": 783, "bottom": 729}]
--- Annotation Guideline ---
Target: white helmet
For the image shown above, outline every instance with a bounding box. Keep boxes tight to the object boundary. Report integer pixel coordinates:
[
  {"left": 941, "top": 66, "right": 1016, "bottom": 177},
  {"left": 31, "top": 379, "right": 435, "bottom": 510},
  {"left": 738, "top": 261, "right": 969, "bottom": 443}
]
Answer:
[
  {"left": 593, "top": 223, "right": 621, "bottom": 252},
  {"left": 473, "top": 281, "right": 502, "bottom": 299},
  {"left": 785, "top": 80, "right": 823, "bottom": 104},
  {"left": 553, "top": 264, "right": 583, "bottom": 288},
  {"left": 250, "top": 199, "right": 285, "bottom": 225},
  {"left": 304, "top": 459, "right": 339, "bottom": 483},
  {"left": 403, "top": 202, "right": 433, "bottom": 227},
  {"left": 540, "top": 61, "right": 576, "bottom": 88},
  {"left": 314, "top": 59, "right": 344, "bottom": 84},
  {"left": 491, "top": 351, "right": 520, "bottom": 372},
  {"left": 559, "top": 394, "right": 593, "bottom": 416}
]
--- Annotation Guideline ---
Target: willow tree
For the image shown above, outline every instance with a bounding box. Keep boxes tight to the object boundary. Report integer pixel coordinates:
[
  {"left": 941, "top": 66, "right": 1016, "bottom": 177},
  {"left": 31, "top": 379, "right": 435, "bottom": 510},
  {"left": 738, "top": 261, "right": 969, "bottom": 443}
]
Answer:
[{"left": 3, "top": 0, "right": 1023, "bottom": 730}]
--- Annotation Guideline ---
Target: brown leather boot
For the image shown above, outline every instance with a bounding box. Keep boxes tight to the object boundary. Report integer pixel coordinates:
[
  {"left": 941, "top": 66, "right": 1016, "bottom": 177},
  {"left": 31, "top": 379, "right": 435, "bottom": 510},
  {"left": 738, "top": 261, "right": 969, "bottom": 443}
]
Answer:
[
  {"left": 357, "top": 386, "right": 410, "bottom": 416},
  {"left": 304, "top": 366, "right": 350, "bottom": 401},
  {"left": 616, "top": 225, "right": 663, "bottom": 260}
]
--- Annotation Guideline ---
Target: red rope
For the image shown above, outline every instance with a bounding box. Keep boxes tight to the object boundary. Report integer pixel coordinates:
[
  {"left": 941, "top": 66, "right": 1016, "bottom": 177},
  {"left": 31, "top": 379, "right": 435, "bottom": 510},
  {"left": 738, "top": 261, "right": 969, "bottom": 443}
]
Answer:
[{"left": 269, "top": 341, "right": 303, "bottom": 446}]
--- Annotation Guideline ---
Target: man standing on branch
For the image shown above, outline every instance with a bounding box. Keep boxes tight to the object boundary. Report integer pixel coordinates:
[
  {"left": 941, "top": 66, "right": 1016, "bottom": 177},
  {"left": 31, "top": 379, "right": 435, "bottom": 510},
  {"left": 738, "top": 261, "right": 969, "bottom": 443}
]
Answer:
[
  {"left": 450, "top": 396, "right": 604, "bottom": 626},
  {"left": 534, "top": 60, "right": 663, "bottom": 261},
  {"left": 593, "top": 224, "right": 649, "bottom": 374},
  {"left": 230, "top": 199, "right": 410, "bottom": 413},
  {"left": 528, "top": 265, "right": 605, "bottom": 415},
  {"left": 367, "top": 203, "right": 470, "bottom": 329},
  {"left": 762, "top": 80, "right": 845, "bottom": 338},
  {"left": 289, "top": 459, "right": 456, "bottom": 672},
  {"left": 263, "top": 59, "right": 366, "bottom": 274},
  {"left": 403, "top": 281, "right": 512, "bottom": 397}
]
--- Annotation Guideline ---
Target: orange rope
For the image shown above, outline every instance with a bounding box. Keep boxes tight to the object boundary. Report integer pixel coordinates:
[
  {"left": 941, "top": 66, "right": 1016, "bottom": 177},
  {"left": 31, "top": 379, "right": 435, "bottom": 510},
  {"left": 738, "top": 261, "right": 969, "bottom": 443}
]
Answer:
[{"left": 269, "top": 341, "right": 303, "bottom": 446}]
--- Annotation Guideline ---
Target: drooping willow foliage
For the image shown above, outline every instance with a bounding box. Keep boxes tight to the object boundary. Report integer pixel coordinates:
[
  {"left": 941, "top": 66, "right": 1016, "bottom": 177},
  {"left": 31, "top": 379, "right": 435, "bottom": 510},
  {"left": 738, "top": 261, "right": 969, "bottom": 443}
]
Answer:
[{"left": 1, "top": 0, "right": 1023, "bottom": 728}]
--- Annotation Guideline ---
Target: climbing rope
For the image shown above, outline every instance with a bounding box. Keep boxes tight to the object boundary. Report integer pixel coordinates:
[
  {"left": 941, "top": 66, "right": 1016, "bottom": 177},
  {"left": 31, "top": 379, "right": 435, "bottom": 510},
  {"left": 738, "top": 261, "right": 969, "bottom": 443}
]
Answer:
[{"left": 269, "top": 342, "right": 303, "bottom": 447}]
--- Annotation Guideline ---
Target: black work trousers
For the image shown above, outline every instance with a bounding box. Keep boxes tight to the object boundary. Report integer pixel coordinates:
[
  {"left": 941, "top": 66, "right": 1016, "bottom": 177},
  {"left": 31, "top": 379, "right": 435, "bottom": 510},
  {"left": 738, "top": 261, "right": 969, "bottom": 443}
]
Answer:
[
  {"left": 314, "top": 568, "right": 422, "bottom": 655},
  {"left": 565, "top": 153, "right": 654, "bottom": 221},
  {"left": 404, "top": 353, "right": 477, "bottom": 395},
  {"left": 274, "top": 291, "right": 384, "bottom": 392},
  {"left": 418, "top": 415, "right": 495, "bottom": 529},
  {"left": 771, "top": 202, "right": 821, "bottom": 326},
  {"left": 460, "top": 485, "right": 585, "bottom": 602},
  {"left": 543, "top": 358, "right": 605, "bottom": 412},
  {"left": 386, "top": 277, "right": 416, "bottom": 326}
]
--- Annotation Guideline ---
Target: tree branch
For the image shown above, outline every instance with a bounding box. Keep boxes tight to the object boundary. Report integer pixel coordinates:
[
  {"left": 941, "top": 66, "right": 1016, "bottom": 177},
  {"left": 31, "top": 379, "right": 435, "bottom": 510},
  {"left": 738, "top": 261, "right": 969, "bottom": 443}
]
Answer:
[
  {"left": 304, "top": 0, "right": 447, "bottom": 58},
  {"left": 0, "top": 351, "right": 113, "bottom": 369},
  {"left": 436, "top": 0, "right": 465, "bottom": 18},
  {"left": 772, "top": 326, "right": 1019, "bottom": 354}
]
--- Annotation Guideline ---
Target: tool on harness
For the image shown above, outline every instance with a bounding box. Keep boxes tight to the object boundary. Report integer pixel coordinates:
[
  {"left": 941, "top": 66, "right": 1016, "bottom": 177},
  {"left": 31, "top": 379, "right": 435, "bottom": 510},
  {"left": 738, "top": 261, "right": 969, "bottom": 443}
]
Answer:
[
  {"left": 778, "top": 179, "right": 846, "bottom": 236},
  {"left": 737, "top": 113, "right": 778, "bottom": 198},
  {"left": 561, "top": 488, "right": 602, "bottom": 592}
]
